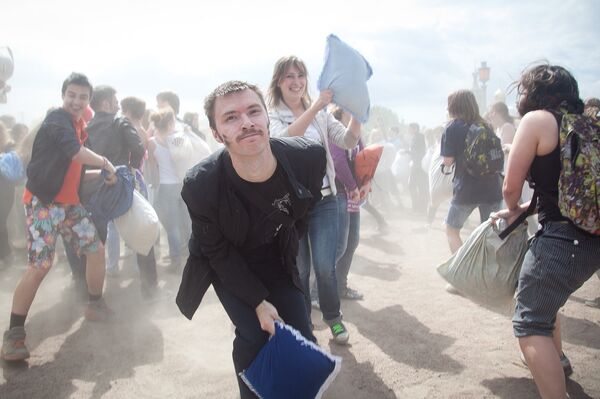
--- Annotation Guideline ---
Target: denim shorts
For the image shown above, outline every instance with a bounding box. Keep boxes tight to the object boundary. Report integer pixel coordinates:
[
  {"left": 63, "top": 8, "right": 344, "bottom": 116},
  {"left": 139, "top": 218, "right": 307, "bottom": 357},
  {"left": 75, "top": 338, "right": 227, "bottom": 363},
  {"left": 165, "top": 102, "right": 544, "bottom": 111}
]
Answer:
[
  {"left": 513, "top": 221, "right": 600, "bottom": 337},
  {"left": 445, "top": 201, "right": 501, "bottom": 229}
]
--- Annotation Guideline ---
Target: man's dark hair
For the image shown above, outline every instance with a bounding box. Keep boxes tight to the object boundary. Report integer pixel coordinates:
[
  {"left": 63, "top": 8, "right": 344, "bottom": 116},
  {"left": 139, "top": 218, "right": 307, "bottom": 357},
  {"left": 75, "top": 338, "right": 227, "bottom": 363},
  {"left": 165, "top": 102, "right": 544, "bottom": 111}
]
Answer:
[
  {"left": 204, "top": 80, "right": 268, "bottom": 131},
  {"left": 516, "top": 63, "right": 584, "bottom": 117},
  {"left": 409, "top": 123, "right": 420, "bottom": 132},
  {"left": 61, "top": 72, "right": 93, "bottom": 97},
  {"left": 121, "top": 96, "right": 146, "bottom": 120},
  {"left": 90, "top": 85, "right": 117, "bottom": 112},
  {"left": 156, "top": 91, "right": 180, "bottom": 115}
]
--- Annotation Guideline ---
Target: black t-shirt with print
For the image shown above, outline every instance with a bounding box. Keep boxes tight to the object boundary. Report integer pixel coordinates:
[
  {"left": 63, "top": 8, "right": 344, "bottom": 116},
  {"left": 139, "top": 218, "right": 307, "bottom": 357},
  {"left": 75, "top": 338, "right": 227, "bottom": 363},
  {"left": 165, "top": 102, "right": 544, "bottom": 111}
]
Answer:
[
  {"left": 233, "top": 163, "right": 294, "bottom": 285},
  {"left": 440, "top": 119, "right": 502, "bottom": 204}
]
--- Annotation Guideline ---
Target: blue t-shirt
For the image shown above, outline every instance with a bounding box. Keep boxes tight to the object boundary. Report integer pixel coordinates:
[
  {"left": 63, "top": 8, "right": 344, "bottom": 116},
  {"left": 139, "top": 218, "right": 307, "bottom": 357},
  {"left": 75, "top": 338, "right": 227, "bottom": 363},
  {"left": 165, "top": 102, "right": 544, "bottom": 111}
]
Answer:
[{"left": 440, "top": 119, "right": 502, "bottom": 205}]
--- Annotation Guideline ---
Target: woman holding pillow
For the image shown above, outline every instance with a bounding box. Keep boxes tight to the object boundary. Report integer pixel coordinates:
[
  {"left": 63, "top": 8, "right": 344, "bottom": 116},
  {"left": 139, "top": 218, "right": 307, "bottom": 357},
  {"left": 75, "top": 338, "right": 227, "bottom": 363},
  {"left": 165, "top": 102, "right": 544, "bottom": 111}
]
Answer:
[{"left": 267, "top": 55, "right": 362, "bottom": 344}]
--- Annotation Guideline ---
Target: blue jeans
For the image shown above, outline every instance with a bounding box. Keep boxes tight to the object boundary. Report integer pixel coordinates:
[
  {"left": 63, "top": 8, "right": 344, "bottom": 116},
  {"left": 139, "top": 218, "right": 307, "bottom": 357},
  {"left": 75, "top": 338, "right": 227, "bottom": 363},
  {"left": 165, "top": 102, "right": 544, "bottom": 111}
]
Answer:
[
  {"left": 106, "top": 221, "right": 120, "bottom": 272},
  {"left": 297, "top": 194, "right": 341, "bottom": 324},
  {"left": 213, "top": 277, "right": 314, "bottom": 399},
  {"left": 155, "top": 183, "right": 188, "bottom": 264},
  {"left": 335, "top": 193, "right": 361, "bottom": 292}
]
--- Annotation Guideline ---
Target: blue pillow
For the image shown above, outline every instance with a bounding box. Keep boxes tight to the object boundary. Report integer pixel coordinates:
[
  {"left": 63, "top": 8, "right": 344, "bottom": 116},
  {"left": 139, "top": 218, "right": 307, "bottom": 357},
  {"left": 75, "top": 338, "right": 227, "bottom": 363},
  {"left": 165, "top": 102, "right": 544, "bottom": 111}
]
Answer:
[
  {"left": 317, "top": 34, "right": 373, "bottom": 123},
  {"left": 0, "top": 151, "right": 24, "bottom": 182},
  {"left": 240, "top": 321, "right": 342, "bottom": 399}
]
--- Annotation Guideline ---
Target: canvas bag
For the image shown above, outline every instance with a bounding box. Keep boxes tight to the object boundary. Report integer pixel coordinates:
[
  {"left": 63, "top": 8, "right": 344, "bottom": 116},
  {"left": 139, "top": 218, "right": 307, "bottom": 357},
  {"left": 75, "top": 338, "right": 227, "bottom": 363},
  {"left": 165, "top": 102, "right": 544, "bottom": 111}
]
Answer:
[
  {"left": 437, "top": 219, "right": 529, "bottom": 314},
  {"left": 114, "top": 190, "right": 160, "bottom": 256},
  {"left": 428, "top": 153, "right": 454, "bottom": 207},
  {"left": 463, "top": 123, "right": 504, "bottom": 177}
]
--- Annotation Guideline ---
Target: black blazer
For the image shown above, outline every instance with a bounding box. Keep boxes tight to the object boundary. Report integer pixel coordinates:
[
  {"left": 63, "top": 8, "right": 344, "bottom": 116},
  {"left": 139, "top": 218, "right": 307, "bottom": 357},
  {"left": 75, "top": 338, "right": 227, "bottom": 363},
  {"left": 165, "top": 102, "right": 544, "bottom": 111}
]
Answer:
[
  {"left": 26, "top": 108, "right": 84, "bottom": 204},
  {"left": 176, "top": 137, "right": 327, "bottom": 319}
]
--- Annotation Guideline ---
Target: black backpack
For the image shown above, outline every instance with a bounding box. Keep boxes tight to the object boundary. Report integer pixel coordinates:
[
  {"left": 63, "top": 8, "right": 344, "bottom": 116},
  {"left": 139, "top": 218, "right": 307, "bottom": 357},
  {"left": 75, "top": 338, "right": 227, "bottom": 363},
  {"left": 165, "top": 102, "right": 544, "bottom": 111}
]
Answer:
[{"left": 463, "top": 122, "right": 504, "bottom": 177}]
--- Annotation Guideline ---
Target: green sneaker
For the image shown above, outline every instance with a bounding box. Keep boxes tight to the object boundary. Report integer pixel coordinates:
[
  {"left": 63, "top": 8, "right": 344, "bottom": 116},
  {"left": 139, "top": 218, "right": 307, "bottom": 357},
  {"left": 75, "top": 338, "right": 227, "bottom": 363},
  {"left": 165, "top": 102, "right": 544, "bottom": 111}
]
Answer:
[
  {"left": 330, "top": 322, "right": 349, "bottom": 345},
  {"left": 1, "top": 327, "right": 30, "bottom": 361}
]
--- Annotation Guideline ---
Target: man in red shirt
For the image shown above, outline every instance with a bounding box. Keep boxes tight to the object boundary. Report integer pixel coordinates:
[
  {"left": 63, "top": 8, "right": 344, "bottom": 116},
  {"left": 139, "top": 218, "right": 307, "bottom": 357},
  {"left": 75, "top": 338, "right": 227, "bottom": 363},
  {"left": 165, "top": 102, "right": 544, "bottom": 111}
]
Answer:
[{"left": 1, "top": 72, "right": 117, "bottom": 362}]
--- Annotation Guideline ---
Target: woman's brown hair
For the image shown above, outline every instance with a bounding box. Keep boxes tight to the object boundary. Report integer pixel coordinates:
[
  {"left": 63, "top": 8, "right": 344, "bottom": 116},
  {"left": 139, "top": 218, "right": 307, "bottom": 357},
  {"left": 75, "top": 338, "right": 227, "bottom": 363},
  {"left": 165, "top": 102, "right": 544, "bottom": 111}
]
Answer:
[
  {"left": 447, "top": 90, "right": 485, "bottom": 125},
  {"left": 150, "top": 107, "right": 175, "bottom": 133}
]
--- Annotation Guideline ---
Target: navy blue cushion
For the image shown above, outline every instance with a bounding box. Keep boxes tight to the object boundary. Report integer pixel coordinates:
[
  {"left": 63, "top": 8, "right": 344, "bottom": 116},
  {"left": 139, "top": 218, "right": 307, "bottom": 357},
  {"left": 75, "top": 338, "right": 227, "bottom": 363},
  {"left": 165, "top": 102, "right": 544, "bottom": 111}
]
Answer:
[
  {"left": 317, "top": 34, "right": 373, "bottom": 123},
  {"left": 240, "top": 322, "right": 342, "bottom": 399}
]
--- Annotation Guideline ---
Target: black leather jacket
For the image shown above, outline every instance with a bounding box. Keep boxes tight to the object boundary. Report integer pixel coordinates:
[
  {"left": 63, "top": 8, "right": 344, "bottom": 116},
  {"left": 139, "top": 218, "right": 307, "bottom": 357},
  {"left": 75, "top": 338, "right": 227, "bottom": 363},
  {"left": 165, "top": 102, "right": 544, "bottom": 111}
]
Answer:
[
  {"left": 176, "top": 137, "right": 326, "bottom": 319},
  {"left": 86, "top": 111, "right": 145, "bottom": 169}
]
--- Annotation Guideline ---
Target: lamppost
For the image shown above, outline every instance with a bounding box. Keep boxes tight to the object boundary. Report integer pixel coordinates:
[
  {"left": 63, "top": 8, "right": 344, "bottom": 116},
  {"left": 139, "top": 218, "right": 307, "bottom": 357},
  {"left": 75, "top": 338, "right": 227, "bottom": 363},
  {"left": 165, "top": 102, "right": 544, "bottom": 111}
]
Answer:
[
  {"left": 477, "top": 61, "right": 490, "bottom": 112},
  {"left": 0, "top": 47, "right": 14, "bottom": 104}
]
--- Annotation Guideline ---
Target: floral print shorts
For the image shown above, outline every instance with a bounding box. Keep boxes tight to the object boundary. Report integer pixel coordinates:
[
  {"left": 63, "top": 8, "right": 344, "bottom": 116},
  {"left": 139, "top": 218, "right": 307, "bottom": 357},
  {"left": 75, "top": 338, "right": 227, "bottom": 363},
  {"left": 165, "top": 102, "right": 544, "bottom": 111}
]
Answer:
[{"left": 25, "top": 196, "right": 100, "bottom": 269}]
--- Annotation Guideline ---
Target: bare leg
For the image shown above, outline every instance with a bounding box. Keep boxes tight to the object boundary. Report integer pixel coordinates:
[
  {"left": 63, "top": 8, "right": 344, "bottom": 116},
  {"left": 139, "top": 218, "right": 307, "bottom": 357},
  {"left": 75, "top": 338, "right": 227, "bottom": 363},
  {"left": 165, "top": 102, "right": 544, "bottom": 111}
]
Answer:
[
  {"left": 553, "top": 315, "right": 563, "bottom": 355},
  {"left": 445, "top": 225, "right": 462, "bottom": 254},
  {"left": 85, "top": 244, "right": 106, "bottom": 296},
  {"left": 519, "top": 335, "right": 566, "bottom": 399},
  {"left": 10, "top": 266, "right": 52, "bottom": 315}
]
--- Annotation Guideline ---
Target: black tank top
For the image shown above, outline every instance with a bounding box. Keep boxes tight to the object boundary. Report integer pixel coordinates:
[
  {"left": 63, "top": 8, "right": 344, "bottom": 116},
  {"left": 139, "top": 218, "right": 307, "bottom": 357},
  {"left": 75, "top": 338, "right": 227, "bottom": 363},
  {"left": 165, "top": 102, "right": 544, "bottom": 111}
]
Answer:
[{"left": 528, "top": 112, "right": 568, "bottom": 224}]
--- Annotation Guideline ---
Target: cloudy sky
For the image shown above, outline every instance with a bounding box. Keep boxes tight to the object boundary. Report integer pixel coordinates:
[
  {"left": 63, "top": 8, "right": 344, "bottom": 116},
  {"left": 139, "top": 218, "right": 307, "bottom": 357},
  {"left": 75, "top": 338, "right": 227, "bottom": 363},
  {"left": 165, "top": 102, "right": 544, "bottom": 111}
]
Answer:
[{"left": 1, "top": 0, "right": 599, "bottom": 129}]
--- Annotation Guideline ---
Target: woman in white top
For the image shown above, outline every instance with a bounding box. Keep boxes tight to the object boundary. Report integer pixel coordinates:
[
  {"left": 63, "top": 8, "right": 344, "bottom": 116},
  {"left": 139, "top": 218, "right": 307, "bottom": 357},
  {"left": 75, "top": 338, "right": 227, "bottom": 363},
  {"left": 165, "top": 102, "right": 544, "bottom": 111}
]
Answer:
[
  {"left": 488, "top": 101, "right": 516, "bottom": 150},
  {"left": 267, "top": 55, "right": 362, "bottom": 344},
  {"left": 147, "top": 108, "right": 189, "bottom": 271}
]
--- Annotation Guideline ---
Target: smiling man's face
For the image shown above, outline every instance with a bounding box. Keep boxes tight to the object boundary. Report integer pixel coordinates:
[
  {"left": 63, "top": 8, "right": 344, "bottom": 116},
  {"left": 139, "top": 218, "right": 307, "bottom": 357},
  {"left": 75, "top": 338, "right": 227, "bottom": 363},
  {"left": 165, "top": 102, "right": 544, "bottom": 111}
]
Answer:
[{"left": 212, "top": 88, "right": 270, "bottom": 158}]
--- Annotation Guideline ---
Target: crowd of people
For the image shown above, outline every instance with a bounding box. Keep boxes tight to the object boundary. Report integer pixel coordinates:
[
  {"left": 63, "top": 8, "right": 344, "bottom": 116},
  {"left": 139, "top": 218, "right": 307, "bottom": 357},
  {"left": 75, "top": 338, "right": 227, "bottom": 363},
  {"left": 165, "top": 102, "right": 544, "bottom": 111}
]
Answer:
[{"left": 0, "top": 59, "right": 598, "bottom": 399}]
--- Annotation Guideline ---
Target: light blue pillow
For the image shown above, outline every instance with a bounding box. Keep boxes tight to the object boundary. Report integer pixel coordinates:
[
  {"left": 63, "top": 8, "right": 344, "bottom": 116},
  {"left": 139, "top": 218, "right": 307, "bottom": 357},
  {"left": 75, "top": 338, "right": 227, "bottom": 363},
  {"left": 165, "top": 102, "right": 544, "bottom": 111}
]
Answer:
[
  {"left": 240, "top": 321, "right": 342, "bottom": 399},
  {"left": 317, "top": 34, "right": 373, "bottom": 123}
]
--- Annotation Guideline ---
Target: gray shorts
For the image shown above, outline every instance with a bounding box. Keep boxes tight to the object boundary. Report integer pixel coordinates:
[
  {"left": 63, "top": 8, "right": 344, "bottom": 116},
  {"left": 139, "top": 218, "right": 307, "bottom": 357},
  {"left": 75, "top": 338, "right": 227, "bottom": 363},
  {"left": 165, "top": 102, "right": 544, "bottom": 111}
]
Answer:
[
  {"left": 513, "top": 221, "right": 600, "bottom": 337},
  {"left": 445, "top": 201, "right": 501, "bottom": 230}
]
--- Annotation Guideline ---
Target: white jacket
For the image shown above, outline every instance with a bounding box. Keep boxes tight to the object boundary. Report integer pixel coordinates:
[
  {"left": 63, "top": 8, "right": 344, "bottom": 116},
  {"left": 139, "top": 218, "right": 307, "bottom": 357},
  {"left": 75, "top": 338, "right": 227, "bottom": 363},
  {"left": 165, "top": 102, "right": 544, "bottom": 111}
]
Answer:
[{"left": 268, "top": 103, "right": 359, "bottom": 195}]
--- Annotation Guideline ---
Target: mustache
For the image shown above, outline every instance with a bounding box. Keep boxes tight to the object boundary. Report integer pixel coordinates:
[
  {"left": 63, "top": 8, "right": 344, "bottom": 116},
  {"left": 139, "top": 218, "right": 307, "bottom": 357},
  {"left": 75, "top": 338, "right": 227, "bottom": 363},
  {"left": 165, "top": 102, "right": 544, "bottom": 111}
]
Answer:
[{"left": 237, "top": 128, "right": 263, "bottom": 142}]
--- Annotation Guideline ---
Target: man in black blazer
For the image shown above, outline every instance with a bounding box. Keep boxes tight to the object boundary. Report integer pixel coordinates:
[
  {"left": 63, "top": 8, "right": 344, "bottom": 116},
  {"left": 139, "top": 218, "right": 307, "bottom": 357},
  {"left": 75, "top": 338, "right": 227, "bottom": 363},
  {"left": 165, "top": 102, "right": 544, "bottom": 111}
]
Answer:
[{"left": 176, "top": 80, "right": 327, "bottom": 398}]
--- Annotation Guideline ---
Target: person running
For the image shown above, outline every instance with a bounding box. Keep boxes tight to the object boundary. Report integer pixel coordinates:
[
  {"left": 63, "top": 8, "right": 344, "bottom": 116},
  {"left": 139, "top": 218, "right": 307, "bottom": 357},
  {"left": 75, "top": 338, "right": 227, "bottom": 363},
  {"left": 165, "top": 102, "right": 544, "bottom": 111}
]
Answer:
[
  {"left": 440, "top": 90, "right": 502, "bottom": 254},
  {"left": 492, "top": 64, "right": 600, "bottom": 399},
  {"left": 1, "top": 72, "right": 117, "bottom": 362},
  {"left": 267, "top": 55, "right": 363, "bottom": 344}
]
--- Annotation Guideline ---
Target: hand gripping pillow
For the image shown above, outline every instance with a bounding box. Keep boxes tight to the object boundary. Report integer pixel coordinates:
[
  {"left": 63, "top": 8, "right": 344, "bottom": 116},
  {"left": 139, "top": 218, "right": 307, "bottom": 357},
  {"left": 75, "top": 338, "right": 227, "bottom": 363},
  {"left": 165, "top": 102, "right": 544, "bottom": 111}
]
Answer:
[
  {"left": 240, "top": 322, "right": 342, "bottom": 399},
  {"left": 317, "top": 34, "right": 373, "bottom": 123}
]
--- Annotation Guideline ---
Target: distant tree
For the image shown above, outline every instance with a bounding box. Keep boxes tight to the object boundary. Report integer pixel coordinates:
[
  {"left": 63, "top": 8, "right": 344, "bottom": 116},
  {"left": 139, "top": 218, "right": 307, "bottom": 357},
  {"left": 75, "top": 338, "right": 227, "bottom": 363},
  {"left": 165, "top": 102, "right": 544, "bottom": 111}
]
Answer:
[{"left": 364, "top": 105, "right": 401, "bottom": 140}]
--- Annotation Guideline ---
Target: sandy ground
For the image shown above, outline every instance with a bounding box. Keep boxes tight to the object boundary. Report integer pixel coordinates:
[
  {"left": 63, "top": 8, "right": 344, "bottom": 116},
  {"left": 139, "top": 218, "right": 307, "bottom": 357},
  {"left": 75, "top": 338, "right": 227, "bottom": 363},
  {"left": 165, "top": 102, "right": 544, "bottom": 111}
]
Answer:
[{"left": 0, "top": 199, "right": 599, "bottom": 399}]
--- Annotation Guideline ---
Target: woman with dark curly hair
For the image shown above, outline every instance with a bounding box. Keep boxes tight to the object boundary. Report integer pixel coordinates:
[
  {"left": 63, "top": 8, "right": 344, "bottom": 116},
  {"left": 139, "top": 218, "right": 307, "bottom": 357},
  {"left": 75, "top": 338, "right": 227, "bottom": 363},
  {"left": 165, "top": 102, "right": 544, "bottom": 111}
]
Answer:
[{"left": 492, "top": 64, "right": 600, "bottom": 399}]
